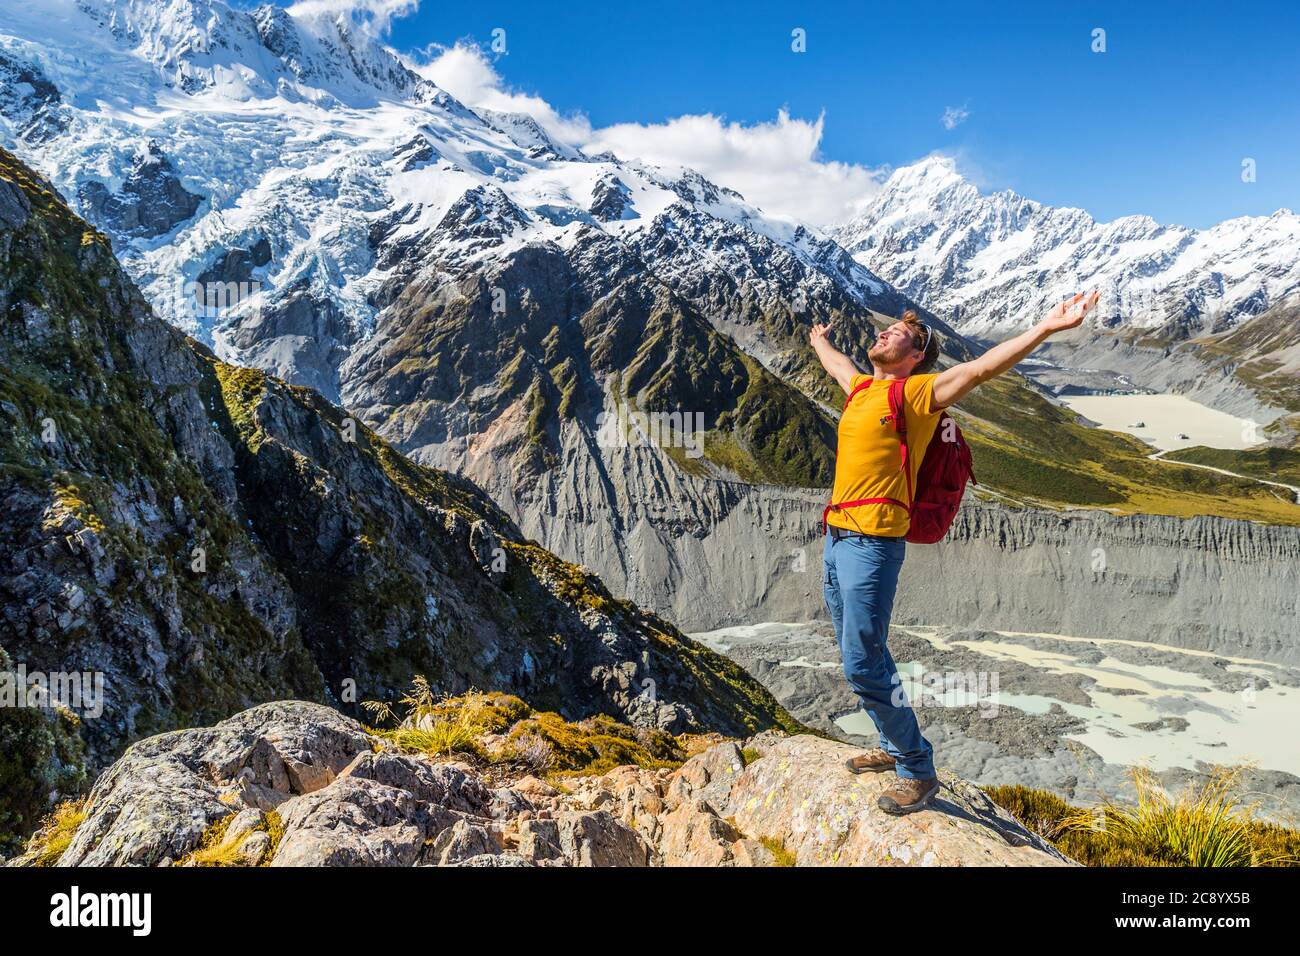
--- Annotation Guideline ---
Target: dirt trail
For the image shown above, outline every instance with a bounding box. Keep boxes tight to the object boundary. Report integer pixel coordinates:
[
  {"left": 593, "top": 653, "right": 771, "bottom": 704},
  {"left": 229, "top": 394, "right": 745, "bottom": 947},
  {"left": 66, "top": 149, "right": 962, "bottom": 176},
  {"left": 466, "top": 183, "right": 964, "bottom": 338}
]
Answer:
[{"left": 1147, "top": 449, "right": 1300, "bottom": 504}]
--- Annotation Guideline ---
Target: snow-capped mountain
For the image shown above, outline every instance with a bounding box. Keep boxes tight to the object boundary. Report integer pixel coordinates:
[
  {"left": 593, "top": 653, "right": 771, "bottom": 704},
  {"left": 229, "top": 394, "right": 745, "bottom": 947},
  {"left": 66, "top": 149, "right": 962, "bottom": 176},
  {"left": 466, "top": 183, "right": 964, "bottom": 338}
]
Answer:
[
  {"left": 0, "top": 0, "right": 935, "bottom": 628},
  {"left": 836, "top": 156, "right": 1300, "bottom": 340},
  {"left": 0, "top": 0, "right": 906, "bottom": 401}
]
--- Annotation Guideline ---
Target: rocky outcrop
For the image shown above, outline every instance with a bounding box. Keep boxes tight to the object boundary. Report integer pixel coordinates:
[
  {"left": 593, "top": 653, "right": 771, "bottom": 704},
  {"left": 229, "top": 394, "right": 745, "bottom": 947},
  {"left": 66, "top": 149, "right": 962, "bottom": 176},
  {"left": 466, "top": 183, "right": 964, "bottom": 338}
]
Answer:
[
  {"left": 9, "top": 702, "right": 1073, "bottom": 867},
  {"left": 715, "top": 734, "right": 1071, "bottom": 866},
  {"left": 195, "top": 238, "right": 272, "bottom": 289},
  {"left": 76, "top": 141, "right": 204, "bottom": 239},
  {"left": 0, "top": 50, "right": 67, "bottom": 144},
  {"left": 52, "top": 702, "right": 371, "bottom": 867},
  {"left": 589, "top": 174, "right": 632, "bottom": 222},
  {"left": 214, "top": 280, "right": 355, "bottom": 402}
]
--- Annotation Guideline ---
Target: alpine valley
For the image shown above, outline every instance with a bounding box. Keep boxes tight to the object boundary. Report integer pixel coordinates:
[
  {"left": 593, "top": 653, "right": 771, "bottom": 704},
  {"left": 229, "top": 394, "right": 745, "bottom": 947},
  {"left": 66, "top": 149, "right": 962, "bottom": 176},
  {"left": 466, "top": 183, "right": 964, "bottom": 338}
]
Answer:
[{"left": 2, "top": 0, "right": 1299, "bottom": 861}]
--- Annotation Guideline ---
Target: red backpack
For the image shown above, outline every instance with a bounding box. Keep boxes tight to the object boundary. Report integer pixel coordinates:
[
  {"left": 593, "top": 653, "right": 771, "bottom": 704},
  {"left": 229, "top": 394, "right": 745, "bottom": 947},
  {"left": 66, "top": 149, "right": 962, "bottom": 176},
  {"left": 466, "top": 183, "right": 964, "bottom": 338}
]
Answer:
[{"left": 823, "top": 376, "right": 977, "bottom": 543}]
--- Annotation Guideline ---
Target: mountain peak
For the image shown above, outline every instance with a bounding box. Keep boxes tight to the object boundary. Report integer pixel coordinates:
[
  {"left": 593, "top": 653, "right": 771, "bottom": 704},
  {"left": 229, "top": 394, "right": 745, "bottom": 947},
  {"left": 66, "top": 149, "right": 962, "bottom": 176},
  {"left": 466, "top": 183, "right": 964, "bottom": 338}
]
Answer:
[{"left": 884, "top": 154, "right": 966, "bottom": 190}]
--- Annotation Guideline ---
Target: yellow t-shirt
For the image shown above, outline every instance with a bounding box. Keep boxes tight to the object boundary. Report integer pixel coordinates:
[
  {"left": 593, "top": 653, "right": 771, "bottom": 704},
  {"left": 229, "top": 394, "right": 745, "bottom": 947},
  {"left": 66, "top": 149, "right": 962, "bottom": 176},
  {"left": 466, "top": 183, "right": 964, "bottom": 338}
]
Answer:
[{"left": 826, "top": 372, "right": 945, "bottom": 537}]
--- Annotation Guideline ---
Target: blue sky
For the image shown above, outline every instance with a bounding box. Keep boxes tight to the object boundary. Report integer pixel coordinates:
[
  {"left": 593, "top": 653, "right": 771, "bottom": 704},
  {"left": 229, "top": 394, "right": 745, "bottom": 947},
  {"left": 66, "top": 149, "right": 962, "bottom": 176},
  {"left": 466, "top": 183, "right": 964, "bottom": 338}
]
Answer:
[{"left": 281, "top": 0, "right": 1298, "bottom": 229}]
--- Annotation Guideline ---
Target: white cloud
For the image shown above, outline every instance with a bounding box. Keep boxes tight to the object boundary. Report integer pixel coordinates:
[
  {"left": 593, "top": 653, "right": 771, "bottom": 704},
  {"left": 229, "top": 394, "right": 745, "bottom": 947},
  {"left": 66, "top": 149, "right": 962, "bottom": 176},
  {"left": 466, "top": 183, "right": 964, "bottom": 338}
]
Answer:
[
  {"left": 409, "top": 43, "right": 593, "bottom": 145},
  {"left": 584, "top": 111, "right": 887, "bottom": 228},
  {"left": 411, "top": 43, "right": 887, "bottom": 228},
  {"left": 941, "top": 105, "right": 970, "bottom": 130}
]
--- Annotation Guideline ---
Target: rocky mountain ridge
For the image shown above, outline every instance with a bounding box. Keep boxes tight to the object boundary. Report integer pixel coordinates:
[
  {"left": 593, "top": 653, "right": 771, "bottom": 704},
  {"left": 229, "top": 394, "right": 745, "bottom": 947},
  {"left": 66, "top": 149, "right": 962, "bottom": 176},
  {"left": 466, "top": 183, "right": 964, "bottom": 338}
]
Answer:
[
  {"left": 836, "top": 156, "right": 1300, "bottom": 344},
  {"left": 0, "top": 144, "right": 800, "bottom": 850}
]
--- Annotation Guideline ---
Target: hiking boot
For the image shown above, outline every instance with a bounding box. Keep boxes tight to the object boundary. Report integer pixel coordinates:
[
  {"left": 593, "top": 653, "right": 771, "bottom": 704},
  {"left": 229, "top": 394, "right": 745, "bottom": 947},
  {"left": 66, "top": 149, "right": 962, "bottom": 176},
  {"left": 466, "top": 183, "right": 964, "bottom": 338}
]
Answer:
[
  {"left": 877, "top": 776, "right": 940, "bottom": 815},
  {"left": 844, "top": 748, "right": 896, "bottom": 774}
]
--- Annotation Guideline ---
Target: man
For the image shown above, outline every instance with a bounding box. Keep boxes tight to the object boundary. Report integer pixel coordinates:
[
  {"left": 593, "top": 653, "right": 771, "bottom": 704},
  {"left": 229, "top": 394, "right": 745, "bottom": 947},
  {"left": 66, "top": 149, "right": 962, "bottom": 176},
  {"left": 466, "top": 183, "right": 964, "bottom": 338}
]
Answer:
[{"left": 809, "top": 291, "right": 1098, "bottom": 814}]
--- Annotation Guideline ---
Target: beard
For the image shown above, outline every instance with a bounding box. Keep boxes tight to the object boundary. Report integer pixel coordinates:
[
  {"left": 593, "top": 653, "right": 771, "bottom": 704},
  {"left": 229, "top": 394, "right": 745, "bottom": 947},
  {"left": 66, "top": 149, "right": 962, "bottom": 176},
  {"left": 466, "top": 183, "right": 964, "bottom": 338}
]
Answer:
[
  {"left": 868, "top": 341, "right": 895, "bottom": 362},
  {"left": 869, "top": 339, "right": 918, "bottom": 368}
]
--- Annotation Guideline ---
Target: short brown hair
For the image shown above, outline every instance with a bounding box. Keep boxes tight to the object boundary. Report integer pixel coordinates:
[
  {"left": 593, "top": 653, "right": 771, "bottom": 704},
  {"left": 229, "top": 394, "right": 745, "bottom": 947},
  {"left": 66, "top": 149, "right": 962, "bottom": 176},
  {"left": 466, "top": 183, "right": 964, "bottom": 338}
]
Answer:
[{"left": 902, "top": 310, "right": 940, "bottom": 374}]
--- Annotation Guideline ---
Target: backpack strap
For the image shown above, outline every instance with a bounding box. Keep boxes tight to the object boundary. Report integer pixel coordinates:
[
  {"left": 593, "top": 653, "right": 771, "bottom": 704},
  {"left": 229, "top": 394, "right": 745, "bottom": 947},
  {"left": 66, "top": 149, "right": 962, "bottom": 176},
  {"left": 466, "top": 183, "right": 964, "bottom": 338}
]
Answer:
[
  {"left": 823, "top": 497, "right": 910, "bottom": 534},
  {"left": 842, "top": 375, "right": 873, "bottom": 411},
  {"left": 888, "top": 378, "right": 914, "bottom": 510}
]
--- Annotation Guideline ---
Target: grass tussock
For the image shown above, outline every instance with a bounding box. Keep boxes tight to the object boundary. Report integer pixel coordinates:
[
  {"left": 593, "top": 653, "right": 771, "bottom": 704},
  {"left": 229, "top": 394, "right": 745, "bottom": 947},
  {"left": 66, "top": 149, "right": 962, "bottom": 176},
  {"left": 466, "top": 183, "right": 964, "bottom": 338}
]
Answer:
[
  {"left": 178, "top": 809, "right": 284, "bottom": 867},
  {"left": 179, "top": 815, "right": 240, "bottom": 867},
  {"left": 364, "top": 679, "right": 689, "bottom": 777},
  {"left": 987, "top": 766, "right": 1300, "bottom": 867},
  {"left": 363, "top": 679, "right": 524, "bottom": 760},
  {"left": 21, "top": 798, "right": 88, "bottom": 866},
  {"left": 759, "top": 836, "right": 796, "bottom": 867},
  {"left": 506, "top": 711, "right": 684, "bottom": 776}
]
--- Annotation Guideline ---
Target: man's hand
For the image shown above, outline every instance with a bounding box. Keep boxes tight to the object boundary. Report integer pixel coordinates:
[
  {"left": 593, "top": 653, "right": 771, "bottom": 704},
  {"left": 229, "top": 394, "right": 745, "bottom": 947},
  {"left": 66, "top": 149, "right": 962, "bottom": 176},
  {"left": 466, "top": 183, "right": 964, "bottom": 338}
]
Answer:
[
  {"left": 932, "top": 288, "right": 1100, "bottom": 409},
  {"left": 810, "top": 321, "right": 834, "bottom": 345},
  {"left": 1037, "top": 290, "right": 1099, "bottom": 334},
  {"left": 808, "top": 320, "right": 860, "bottom": 393}
]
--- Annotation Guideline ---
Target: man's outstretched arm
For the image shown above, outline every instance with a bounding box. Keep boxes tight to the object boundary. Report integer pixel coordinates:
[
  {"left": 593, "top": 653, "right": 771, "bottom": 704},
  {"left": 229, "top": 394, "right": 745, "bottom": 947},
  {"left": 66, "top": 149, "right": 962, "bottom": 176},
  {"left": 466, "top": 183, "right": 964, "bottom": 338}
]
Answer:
[
  {"left": 931, "top": 290, "right": 1098, "bottom": 409},
  {"left": 810, "top": 322, "right": 861, "bottom": 394}
]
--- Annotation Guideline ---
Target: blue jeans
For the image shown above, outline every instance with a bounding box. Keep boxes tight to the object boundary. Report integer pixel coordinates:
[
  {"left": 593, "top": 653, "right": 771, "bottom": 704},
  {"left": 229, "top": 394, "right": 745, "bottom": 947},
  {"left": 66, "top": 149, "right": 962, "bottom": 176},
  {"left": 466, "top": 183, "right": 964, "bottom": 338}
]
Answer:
[{"left": 823, "top": 531, "right": 935, "bottom": 779}]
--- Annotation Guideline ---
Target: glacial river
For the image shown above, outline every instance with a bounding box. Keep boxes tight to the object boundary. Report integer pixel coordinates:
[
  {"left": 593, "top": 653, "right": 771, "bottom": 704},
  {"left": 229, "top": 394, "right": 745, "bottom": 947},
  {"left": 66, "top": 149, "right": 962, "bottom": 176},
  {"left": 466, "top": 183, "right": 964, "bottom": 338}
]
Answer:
[{"left": 693, "top": 622, "right": 1300, "bottom": 779}]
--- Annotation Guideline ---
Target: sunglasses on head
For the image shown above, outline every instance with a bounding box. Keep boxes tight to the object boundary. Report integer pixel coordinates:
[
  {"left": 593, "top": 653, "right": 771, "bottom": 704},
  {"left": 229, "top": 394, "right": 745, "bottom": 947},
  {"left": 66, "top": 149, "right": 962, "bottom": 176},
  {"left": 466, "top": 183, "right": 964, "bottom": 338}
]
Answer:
[{"left": 910, "top": 322, "right": 931, "bottom": 353}]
